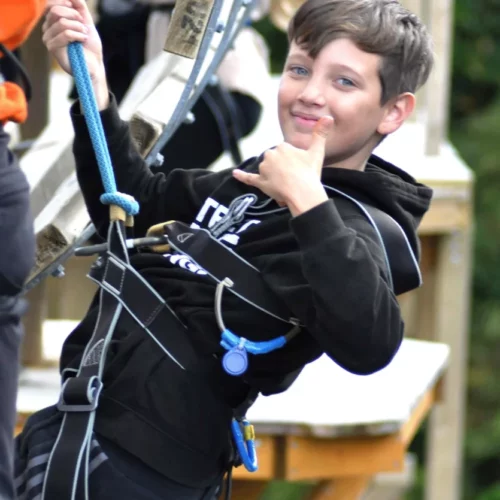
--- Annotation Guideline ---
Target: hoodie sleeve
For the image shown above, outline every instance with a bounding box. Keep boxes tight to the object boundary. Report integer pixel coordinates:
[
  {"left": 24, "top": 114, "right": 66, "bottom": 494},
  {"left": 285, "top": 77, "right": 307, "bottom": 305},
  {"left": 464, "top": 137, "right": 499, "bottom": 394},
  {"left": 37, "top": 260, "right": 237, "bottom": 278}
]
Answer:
[
  {"left": 71, "top": 94, "right": 228, "bottom": 239},
  {"left": 288, "top": 199, "right": 403, "bottom": 375}
]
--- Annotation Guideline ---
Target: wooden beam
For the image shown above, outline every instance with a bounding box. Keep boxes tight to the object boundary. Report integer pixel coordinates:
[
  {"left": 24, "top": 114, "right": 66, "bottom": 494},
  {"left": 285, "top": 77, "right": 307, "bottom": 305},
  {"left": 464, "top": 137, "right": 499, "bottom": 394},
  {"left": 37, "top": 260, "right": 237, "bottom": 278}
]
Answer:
[
  {"left": 163, "top": 0, "right": 216, "bottom": 59},
  {"left": 425, "top": 0, "right": 454, "bottom": 155},
  {"left": 418, "top": 198, "right": 472, "bottom": 235},
  {"left": 284, "top": 434, "right": 403, "bottom": 481},
  {"left": 399, "top": 381, "right": 441, "bottom": 445},
  {"left": 283, "top": 383, "right": 440, "bottom": 481}
]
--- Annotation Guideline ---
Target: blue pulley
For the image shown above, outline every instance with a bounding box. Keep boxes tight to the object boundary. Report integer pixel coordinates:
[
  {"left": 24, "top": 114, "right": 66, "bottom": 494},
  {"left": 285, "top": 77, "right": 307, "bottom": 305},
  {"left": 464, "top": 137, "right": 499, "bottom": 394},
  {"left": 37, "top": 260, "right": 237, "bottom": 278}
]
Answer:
[{"left": 222, "top": 338, "right": 248, "bottom": 376}]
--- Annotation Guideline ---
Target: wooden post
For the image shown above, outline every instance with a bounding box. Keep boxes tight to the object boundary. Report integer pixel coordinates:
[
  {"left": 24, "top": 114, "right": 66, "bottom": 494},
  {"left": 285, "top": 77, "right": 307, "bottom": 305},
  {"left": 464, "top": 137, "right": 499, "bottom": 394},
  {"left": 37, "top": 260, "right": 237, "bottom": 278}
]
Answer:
[
  {"left": 425, "top": 0, "right": 454, "bottom": 155},
  {"left": 425, "top": 227, "right": 473, "bottom": 500},
  {"left": 19, "top": 20, "right": 50, "bottom": 141},
  {"left": 401, "top": 0, "right": 428, "bottom": 122}
]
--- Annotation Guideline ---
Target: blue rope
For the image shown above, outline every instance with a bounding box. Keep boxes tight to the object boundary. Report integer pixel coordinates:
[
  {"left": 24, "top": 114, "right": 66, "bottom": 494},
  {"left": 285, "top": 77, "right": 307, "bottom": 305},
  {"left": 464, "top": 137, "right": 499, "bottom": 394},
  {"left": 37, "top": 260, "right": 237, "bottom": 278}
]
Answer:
[{"left": 67, "top": 42, "right": 139, "bottom": 216}]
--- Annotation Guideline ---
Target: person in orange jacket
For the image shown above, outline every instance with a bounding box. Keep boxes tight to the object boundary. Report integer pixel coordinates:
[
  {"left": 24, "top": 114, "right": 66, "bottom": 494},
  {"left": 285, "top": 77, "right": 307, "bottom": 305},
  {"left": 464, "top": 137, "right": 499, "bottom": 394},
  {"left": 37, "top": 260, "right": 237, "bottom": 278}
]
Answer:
[{"left": 0, "top": 1, "right": 44, "bottom": 498}]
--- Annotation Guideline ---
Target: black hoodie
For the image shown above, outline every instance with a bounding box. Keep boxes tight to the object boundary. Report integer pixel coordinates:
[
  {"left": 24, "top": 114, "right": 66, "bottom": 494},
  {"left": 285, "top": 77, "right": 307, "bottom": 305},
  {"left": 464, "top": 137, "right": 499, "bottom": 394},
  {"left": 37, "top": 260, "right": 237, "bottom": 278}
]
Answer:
[{"left": 61, "top": 95, "right": 433, "bottom": 487}]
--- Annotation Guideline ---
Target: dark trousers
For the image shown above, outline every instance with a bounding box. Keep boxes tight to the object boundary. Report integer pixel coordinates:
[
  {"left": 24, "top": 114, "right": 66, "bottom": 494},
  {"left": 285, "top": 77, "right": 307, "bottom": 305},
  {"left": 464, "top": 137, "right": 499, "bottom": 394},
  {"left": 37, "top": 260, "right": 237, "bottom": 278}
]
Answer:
[{"left": 15, "top": 407, "right": 223, "bottom": 500}]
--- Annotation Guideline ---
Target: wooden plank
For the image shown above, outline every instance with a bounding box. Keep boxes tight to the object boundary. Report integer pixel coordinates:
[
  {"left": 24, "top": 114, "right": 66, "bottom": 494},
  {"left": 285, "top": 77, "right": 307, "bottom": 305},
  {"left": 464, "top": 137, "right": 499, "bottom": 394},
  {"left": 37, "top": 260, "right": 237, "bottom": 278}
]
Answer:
[
  {"left": 418, "top": 199, "right": 471, "bottom": 235},
  {"left": 29, "top": 172, "right": 90, "bottom": 283},
  {"left": 425, "top": 227, "right": 472, "bottom": 500},
  {"left": 128, "top": 42, "right": 218, "bottom": 156},
  {"left": 163, "top": 0, "right": 215, "bottom": 59},
  {"left": 309, "top": 478, "right": 370, "bottom": 500},
  {"left": 399, "top": 382, "right": 440, "bottom": 445},
  {"left": 413, "top": 236, "right": 438, "bottom": 341},
  {"left": 19, "top": 108, "right": 75, "bottom": 220},
  {"left": 284, "top": 434, "right": 404, "bottom": 481},
  {"left": 283, "top": 380, "right": 440, "bottom": 481}
]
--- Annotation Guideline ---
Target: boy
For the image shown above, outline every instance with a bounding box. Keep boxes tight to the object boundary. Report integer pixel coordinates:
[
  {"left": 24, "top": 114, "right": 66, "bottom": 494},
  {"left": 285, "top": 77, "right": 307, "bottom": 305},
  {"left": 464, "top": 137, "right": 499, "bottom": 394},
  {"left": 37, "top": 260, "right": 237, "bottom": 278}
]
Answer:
[{"left": 15, "top": 0, "right": 434, "bottom": 498}]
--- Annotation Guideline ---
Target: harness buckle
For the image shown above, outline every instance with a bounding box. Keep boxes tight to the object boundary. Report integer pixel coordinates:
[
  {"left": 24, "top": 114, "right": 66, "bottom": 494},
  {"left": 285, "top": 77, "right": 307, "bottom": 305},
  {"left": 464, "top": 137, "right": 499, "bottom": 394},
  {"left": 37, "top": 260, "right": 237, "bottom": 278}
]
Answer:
[{"left": 57, "top": 376, "right": 103, "bottom": 412}]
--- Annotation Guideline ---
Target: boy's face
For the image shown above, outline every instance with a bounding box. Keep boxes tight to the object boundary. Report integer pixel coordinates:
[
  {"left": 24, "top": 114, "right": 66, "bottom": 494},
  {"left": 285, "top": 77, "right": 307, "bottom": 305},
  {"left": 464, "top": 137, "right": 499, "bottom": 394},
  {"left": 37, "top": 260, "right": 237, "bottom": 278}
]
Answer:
[{"left": 278, "top": 38, "right": 398, "bottom": 170}]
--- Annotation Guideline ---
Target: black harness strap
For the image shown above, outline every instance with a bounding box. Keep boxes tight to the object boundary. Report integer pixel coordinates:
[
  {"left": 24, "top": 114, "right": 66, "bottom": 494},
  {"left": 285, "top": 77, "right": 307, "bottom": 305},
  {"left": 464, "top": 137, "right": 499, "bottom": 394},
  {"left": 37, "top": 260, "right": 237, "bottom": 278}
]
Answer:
[
  {"left": 86, "top": 252, "right": 202, "bottom": 371},
  {"left": 163, "top": 221, "right": 297, "bottom": 324},
  {"left": 323, "top": 186, "right": 422, "bottom": 295},
  {"left": 41, "top": 223, "right": 215, "bottom": 499},
  {"left": 42, "top": 220, "right": 129, "bottom": 500}
]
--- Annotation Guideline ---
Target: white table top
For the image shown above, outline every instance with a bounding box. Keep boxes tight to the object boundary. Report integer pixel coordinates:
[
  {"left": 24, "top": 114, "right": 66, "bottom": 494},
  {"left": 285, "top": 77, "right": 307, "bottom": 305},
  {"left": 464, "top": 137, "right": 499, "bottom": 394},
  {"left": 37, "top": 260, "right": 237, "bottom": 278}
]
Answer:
[{"left": 247, "top": 338, "right": 449, "bottom": 437}]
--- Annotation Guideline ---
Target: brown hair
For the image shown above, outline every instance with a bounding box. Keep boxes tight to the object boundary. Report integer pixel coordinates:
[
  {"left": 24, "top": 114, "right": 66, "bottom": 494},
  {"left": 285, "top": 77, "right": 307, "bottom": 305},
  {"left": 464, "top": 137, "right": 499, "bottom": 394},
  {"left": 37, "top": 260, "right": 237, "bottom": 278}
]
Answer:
[{"left": 288, "top": 0, "right": 434, "bottom": 104}]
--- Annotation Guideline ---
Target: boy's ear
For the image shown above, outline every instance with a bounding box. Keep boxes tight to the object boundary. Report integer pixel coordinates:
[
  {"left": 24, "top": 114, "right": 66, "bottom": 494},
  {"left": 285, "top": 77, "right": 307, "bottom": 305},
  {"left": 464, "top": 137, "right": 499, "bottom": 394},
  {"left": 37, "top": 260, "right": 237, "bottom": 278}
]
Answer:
[{"left": 377, "top": 92, "right": 416, "bottom": 136}]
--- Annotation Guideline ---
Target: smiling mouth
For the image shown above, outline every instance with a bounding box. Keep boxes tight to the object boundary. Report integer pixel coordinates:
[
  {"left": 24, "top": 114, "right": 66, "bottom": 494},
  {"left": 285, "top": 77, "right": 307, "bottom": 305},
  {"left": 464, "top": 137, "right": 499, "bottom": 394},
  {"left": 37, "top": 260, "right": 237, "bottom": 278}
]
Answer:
[{"left": 292, "top": 113, "right": 319, "bottom": 128}]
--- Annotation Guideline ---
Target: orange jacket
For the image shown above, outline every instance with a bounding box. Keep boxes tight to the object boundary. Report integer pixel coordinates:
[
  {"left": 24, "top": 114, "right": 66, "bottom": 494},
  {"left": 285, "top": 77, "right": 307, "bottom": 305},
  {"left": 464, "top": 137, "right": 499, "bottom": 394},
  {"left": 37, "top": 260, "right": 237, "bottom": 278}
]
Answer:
[{"left": 0, "top": 0, "right": 46, "bottom": 124}]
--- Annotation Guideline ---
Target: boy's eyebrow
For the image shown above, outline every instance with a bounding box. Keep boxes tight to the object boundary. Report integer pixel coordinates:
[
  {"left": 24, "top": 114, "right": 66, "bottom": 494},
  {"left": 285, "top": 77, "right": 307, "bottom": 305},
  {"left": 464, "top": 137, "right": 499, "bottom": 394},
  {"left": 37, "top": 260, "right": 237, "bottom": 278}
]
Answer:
[
  {"left": 329, "top": 63, "right": 365, "bottom": 81},
  {"left": 286, "top": 52, "right": 365, "bottom": 81},
  {"left": 286, "top": 52, "right": 312, "bottom": 63}
]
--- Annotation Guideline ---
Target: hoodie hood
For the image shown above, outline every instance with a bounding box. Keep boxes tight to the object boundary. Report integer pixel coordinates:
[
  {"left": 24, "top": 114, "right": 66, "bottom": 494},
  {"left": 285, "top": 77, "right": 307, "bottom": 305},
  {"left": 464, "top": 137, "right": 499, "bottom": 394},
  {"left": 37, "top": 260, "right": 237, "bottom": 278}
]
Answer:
[{"left": 320, "top": 154, "right": 433, "bottom": 261}]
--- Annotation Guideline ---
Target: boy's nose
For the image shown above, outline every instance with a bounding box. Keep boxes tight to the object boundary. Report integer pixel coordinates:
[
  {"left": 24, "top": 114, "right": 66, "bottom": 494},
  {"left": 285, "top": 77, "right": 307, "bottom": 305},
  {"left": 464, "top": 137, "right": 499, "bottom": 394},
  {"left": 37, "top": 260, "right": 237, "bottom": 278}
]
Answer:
[{"left": 297, "top": 80, "right": 326, "bottom": 107}]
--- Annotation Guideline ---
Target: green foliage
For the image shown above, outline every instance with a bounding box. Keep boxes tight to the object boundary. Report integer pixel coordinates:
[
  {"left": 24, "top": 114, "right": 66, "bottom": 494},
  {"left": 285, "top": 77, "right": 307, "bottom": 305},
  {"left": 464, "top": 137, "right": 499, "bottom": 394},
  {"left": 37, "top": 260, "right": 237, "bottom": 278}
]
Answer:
[{"left": 451, "top": 0, "right": 500, "bottom": 119}]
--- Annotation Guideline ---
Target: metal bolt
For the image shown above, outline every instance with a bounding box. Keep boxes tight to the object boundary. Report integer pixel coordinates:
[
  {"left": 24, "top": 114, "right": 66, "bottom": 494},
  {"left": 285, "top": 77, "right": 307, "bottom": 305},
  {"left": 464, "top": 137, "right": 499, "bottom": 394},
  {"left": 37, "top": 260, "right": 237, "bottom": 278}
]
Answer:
[
  {"left": 216, "top": 21, "right": 225, "bottom": 33},
  {"left": 151, "top": 153, "right": 164, "bottom": 168},
  {"left": 184, "top": 112, "right": 196, "bottom": 124},
  {"left": 52, "top": 265, "right": 65, "bottom": 278},
  {"left": 92, "top": 257, "right": 104, "bottom": 269}
]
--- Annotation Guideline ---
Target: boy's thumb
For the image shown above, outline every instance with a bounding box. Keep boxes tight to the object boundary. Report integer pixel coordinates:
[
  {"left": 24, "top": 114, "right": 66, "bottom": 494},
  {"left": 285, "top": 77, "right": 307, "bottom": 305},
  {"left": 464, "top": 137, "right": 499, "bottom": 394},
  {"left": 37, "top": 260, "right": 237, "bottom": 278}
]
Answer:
[{"left": 308, "top": 115, "right": 334, "bottom": 161}]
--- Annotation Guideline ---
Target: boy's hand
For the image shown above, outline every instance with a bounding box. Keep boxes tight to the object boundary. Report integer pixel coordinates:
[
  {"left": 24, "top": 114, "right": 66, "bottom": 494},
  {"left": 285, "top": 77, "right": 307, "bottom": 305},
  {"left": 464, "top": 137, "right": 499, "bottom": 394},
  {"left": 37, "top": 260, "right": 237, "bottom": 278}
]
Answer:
[
  {"left": 232, "top": 116, "right": 333, "bottom": 216},
  {"left": 43, "top": 0, "right": 109, "bottom": 109}
]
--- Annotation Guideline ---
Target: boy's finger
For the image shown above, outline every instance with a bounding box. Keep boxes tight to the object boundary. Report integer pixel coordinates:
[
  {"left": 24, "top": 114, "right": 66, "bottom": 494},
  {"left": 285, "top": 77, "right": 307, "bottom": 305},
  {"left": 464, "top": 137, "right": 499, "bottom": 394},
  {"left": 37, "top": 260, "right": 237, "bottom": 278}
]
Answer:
[
  {"left": 45, "top": 5, "right": 84, "bottom": 25},
  {"left": 232, "top": 169, "right": 261, "bottom": 186},
  {"left": 308, "top": 115, "right": 333, "bottom": 163},
  {"left": 45, "top": 0, "right": 73, "bottom": 14},
  {"left": 67, "top": 0, "right": 94, "bottom": 25}
]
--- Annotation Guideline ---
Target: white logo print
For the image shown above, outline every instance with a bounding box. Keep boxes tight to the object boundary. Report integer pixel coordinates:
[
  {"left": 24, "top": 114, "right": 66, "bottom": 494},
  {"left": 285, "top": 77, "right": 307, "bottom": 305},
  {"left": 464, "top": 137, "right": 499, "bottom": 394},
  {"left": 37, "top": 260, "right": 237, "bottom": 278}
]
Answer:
[
  {"left": 165, "top": 197, "right": 260, "bottom": 275},
  {"left": 177, "top": 233, "right": 194, "bottom": 243}
]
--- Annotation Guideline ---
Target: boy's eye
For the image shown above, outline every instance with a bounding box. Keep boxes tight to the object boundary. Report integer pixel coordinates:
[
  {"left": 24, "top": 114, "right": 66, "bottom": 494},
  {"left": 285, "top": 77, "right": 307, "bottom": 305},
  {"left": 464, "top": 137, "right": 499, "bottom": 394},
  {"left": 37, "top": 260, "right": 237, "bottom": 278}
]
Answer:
[
  {"left": 289, "top": 65, "right": 309, "bottom": 77},
  {"left": 337, "top": 77, "right": 355, "bottom": 87}
]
